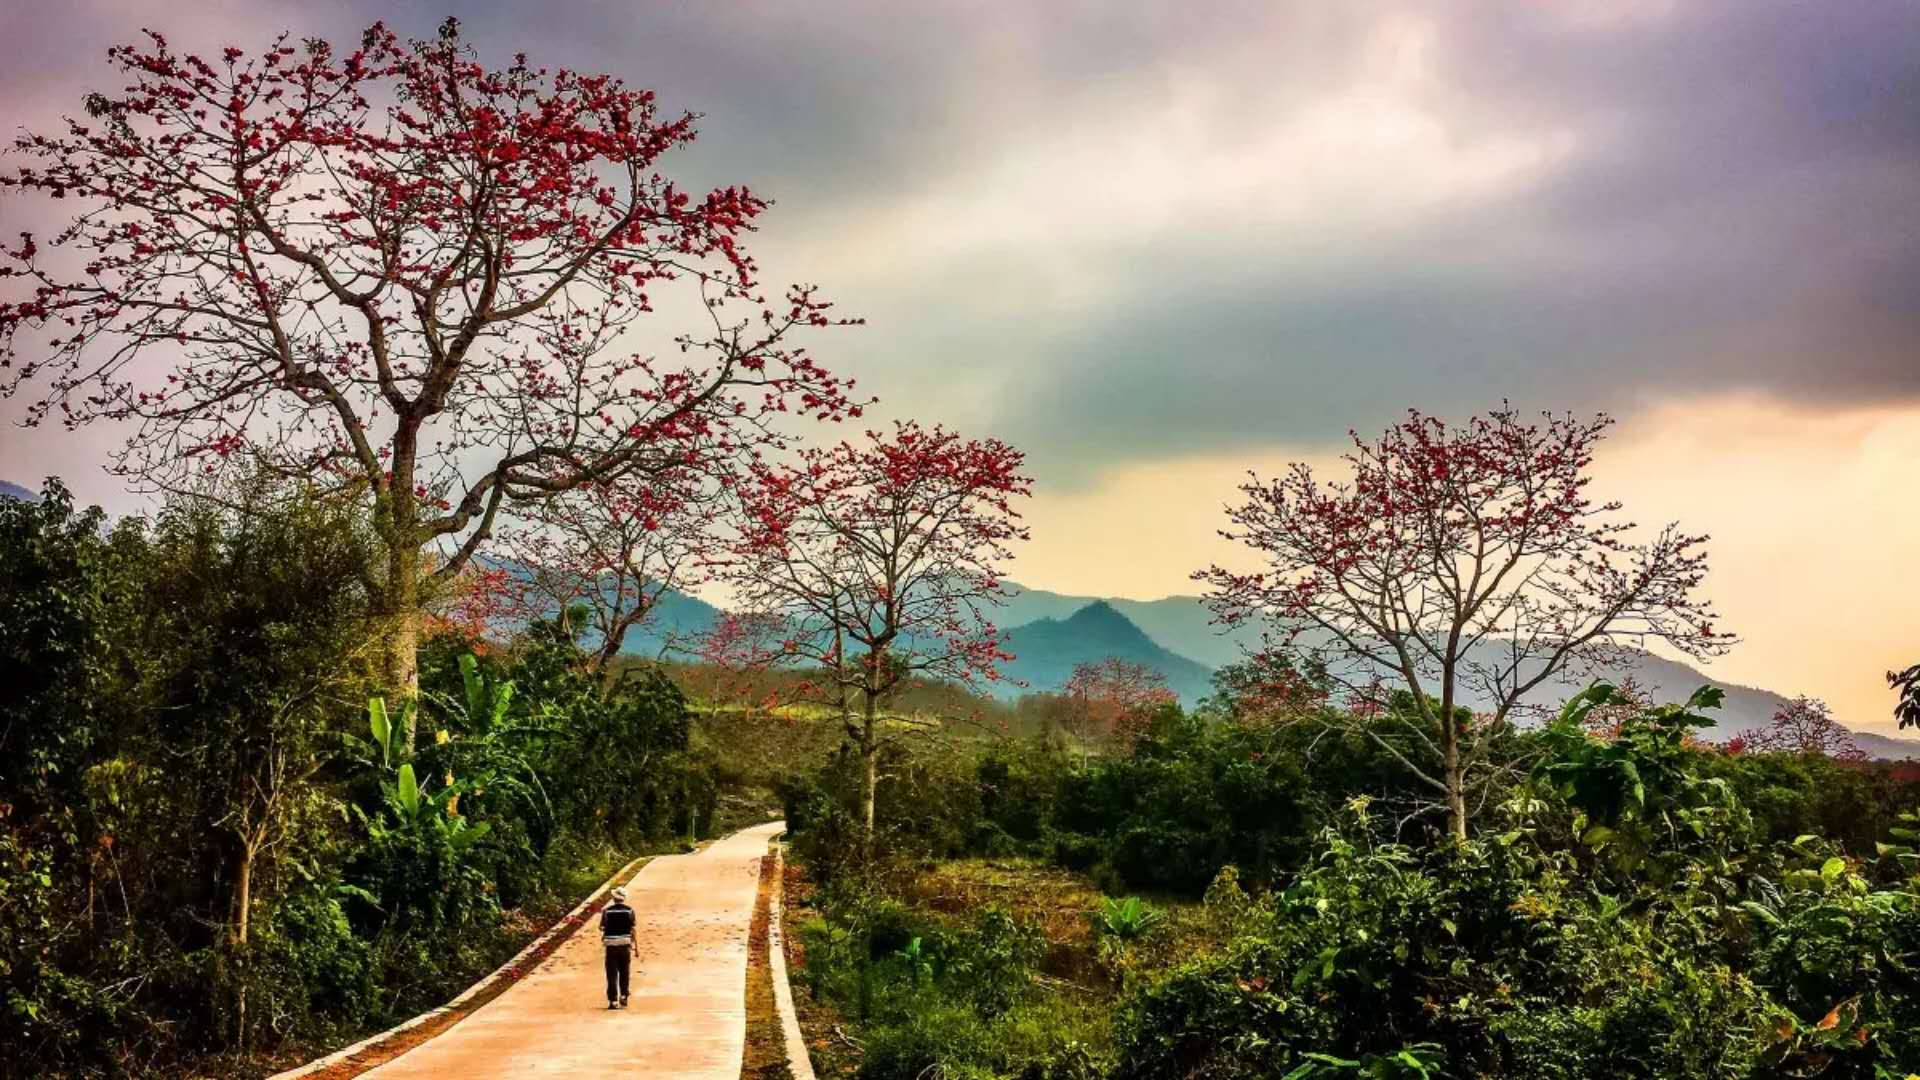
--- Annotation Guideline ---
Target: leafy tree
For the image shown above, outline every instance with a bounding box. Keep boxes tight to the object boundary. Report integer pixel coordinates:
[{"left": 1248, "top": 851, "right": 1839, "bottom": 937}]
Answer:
[
  {"left": 0, "top": 479, "right": 136, "bottom": 812},
  {"left": 0, "top": 18, "right": 861, "bottom": 730},
  {"left": 707, "top": 422, "right": 1030, "bottom": 850},
  {"left": 132, "top": 481, "right": 375, "bottom": 1044},
  {"left": 1197, "top": 406, "right": 1728, "bottom": 841}
]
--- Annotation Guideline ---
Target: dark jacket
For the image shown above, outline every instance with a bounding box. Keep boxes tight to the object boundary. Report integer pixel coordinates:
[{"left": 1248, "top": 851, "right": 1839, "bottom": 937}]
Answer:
[{"left": 601, "top": 900, "right": 635, "bottom": 947}]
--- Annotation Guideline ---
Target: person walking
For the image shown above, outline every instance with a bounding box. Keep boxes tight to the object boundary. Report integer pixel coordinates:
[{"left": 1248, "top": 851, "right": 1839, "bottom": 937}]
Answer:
[{"left": 601, "top": 886, "right": 636, "bottom": 1009}]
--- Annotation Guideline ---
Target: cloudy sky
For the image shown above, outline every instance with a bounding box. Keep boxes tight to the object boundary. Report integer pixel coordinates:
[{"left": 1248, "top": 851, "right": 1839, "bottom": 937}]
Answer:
[{"left": 2, "top": 1, "right": 1916, "bottom": 731}]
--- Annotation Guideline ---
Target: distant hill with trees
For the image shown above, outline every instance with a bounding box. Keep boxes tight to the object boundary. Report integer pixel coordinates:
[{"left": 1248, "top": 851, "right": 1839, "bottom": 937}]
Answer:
[{"left": 994, "top": 601, "right": 1215, "bottom": 704}]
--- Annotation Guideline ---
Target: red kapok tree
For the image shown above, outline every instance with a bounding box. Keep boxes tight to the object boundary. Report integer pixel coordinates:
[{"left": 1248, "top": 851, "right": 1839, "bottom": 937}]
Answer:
[
  {"left": 0, "top": 20, "right": 861, "bottom": 741},
  {"left": 500, "top": 467, "right": 720, "bottom": 670},
  {"left": 705, "top": 421, "right": 1031, "bottom": 847},
  {"left": 1061, "top": 657, "right": 1178, "bottom": 752},
  {"left": 1733, "top": 695, "right": 1867, "bottom": 762},
  {"left": 1197, "top": 406, "right": 1730, "bottom": 841},
  {"left": 1204, "top": 649, "right": 1333, "bottom": 728}
]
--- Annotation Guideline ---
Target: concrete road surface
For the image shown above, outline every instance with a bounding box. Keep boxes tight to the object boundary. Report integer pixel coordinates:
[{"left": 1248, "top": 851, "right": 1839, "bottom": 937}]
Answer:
[{"left": 361, "top": 820, "right": 782, "bottom": 1079}]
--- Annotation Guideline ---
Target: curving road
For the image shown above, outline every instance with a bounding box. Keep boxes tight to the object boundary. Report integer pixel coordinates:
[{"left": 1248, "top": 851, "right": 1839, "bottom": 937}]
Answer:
[{"left": 360, "top": 820, "right": 782, "bottom": 1079}]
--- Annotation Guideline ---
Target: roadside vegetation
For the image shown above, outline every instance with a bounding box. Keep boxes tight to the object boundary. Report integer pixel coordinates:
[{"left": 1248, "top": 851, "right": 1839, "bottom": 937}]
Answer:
[
  {"left": 0, "top": 481, "right": 717, "bottom": 1077},
  {"left": 776, "top": 673, "right": 1920, "bottom": 1079}
]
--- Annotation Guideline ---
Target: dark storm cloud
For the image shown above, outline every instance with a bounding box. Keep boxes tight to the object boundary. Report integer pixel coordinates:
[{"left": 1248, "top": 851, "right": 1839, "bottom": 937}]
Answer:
[{"left": 1, "top": 1, "right": 1915, "bottom": 496}]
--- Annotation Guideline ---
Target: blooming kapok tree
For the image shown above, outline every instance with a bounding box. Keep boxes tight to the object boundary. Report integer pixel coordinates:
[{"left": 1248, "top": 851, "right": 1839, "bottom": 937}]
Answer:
[
  {"left": 0, "top": 20, "right": 861, "bottom": 742},
  {"left": 706, "top": 422, "right": 1031, "bottom": 847},
  {"left": 1732, "top": 695, "right": 1867, "bottom": 762},
  {"left": 500, "top": 467, "right": 719, "bottom": 670},
  {"left": 1061, "top": 657, "right": 1178, "bottom": 751},
  {"left": 1197, "top": 406, "right": 1729, "bottom": 842}
]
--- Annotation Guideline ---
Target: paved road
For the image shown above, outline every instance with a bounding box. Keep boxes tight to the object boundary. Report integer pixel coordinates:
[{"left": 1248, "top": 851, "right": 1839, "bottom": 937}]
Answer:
[{"left": 361, "top": 820, "right": 782, "bottom": 1079}]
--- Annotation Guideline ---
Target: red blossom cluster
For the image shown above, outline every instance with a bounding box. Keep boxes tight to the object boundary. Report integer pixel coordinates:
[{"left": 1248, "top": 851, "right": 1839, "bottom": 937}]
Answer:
[
  {"left": 705, "top": 421, "right": 1031, "bottom": 698},
  {"left": 425, "top": 562, "right": 530, "bottom": 645},
  {"left": 500, "top": 468, "right": 721, "bottom": 667},
  {"left": 1208, "top": 650, "right": 1332, "bottom": 725}
]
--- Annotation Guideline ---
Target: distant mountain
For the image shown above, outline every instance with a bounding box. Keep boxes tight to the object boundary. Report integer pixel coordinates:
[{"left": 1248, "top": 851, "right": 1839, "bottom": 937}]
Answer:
[
  {"left": 992, "top": 581, "right": 1918, "bottom": 758},
  {"left": 1853, "top": 730, "right": 1920, "bottom": 761},
  {"left": 475, "top": 554, "right": 722, "bottom": 659},
  {"left": 995, "top": 601, "right": 1215, "bottom": 703},
  {"left": 0, "top": 479, "right": 37, "bottom": 502},
  {"left": 618, "top": 588, "right": 722, "bottom": 658},
  {"left": 998, "top": 582, "right": 1258, "bottom": 667},
  {"left": 490, "top": 565, "right": 1916, "bottom": 759}
]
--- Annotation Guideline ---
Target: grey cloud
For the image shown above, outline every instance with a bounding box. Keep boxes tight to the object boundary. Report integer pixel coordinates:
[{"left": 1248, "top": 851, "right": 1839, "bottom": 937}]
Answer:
[{"left": 1, "top": 0, "right": 1915, "bottom": 502}]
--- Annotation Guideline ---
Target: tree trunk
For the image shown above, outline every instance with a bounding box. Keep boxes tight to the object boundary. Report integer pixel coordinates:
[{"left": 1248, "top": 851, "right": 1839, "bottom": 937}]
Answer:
[
  {"left": 379, "top": 529, "right": 421, "bottom": 750},
  {"left": 860, "top": 691, "right": 878, "bottom": 861},
  {"left": 232, "top": 841, "right": 254, "bottom": 1048},
  {"left": 1445, "top": 770, "right": 1468, "bottom": 843},
  {"left": 1440, "top": 689, "right": 1468, "bottom": 843}
]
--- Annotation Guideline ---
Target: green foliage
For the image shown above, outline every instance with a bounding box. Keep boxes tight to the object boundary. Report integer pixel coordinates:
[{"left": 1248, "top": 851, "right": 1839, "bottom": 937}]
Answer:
[
  {"left": 1113, "top": 813, "right": 1787, "bottom": 1078},
  {"left": 1537, "top": 683, "right": 1752, "bottom": 878},
  {"left": 1879, "top": 806, "right": 1920, "bottom": 874},
  {"left": 1052, "top": 707, "right": 1319, "bottom": 893},
  {"left": 1089, "top": 897, "right": 1165, "bottom": 962}
]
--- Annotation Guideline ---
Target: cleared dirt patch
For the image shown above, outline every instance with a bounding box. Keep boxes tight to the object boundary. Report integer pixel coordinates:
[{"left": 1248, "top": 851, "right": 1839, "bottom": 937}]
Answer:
[{"left": 741, "top": 843, "right": 792, "bottom": 1079}]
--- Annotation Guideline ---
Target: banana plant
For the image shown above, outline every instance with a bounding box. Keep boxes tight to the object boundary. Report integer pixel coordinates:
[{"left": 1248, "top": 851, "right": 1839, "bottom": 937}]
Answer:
[
  {"left": 370, "top": 761, "right": 492, "bottom": 851},
  {"left": 363, "top": 696, "right": 414, "bottom": 768},
  {"left": 1090, "top": 895, "right": 1165, "bottom": 961},
  {"left": 456, "top": 652, "right": 515, "bottom": 735},
  {"left": 414, "top": 653, "right": 553, "bottom": 843}
]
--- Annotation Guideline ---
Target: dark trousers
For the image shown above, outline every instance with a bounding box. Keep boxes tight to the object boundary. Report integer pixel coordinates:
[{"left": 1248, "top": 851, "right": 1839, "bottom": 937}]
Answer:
[{"left": 605, "top": 944, "right": 631, "bottom": 1003}]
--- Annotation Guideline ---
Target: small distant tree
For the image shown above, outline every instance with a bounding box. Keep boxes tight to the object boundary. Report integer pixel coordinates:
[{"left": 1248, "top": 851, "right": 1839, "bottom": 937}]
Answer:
[
  {"left": 1734, "top": 695, "right": 1867, "bottom": 762},
  {"left": 1203, "top": 650, "right": 1331, "bottom": 727},
  {"left": 0, "top": 20, "right": 860, "bottom": 742},
  {"left": 1198, "top": 406, "right": 1730, "bottom": 842},
  {"left": 706, "top": 422, "right": 1030, "bottom": 849},
  {"left": 1062, "top": 658, "right": 1178, "bottom": 751},
  {"left": 1576, "top": 674, "right": 1655, "bottom": 739}
]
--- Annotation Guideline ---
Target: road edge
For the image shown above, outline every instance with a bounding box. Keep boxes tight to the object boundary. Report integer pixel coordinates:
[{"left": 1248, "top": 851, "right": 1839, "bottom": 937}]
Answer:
[
  {"left": 266, "top": 851, "right": 652, "bottom": 1080},
  {"left": 766, "top": 837, "right": 817, "bottom": 1080}
]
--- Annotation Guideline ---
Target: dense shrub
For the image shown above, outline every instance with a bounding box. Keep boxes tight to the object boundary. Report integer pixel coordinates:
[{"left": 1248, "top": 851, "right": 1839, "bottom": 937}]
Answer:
[
  {"left": 797, "top": 892, "right": 1099, "bottom": 1080},
  {"left": 1113, "top": 816, "right": 1794, "bottom": 1078}
]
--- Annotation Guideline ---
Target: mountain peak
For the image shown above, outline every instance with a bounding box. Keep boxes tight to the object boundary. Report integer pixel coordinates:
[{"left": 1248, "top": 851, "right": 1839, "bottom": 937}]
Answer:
[
  {"left": 1067, "top": 599, "right": 1122, "bottom": 620},
  {"left": 1061, "top": 601, "right": 1149, "bottom": 639},
  {"left": 996, "top": 601, "right": 1215, "bottom": 702}
]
